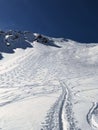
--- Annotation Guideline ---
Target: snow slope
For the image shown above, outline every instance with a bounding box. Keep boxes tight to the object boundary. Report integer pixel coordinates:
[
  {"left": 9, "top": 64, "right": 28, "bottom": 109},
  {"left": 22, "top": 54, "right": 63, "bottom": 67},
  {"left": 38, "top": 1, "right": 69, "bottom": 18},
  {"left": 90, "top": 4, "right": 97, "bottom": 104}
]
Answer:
[{"left": 0, "top": 30, "right": 98, "bottom": 130}]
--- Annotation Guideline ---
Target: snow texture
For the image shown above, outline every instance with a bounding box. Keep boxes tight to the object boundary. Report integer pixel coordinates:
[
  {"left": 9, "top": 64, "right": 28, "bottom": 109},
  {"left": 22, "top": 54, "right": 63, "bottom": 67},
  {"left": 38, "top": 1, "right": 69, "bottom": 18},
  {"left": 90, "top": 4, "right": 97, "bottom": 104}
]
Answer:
[{"left": 0, "top": 30, "right": 98, "bottom": 130}]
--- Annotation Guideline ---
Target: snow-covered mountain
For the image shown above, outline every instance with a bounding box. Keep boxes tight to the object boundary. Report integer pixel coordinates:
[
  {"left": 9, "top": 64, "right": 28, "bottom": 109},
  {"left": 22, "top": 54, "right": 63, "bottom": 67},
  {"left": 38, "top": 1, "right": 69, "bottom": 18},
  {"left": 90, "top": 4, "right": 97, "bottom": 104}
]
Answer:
[{"left": 0, "top": 30, "right": 98, "bottom": 130}]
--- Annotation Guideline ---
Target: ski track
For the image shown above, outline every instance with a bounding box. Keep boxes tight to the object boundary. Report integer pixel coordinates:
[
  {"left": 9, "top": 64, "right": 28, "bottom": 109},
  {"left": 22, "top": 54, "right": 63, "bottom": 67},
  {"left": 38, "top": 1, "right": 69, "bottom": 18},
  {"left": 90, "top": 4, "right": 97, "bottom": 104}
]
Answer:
[
  {"left": 87, "top": 102, "right": 98, "bottom": 129},
  {"left": 41, "top": 81, "right": 67, "bottom": 130},
  {"left": 41, "top": 81, "right": 81, "bottom": 130},
  {"left": 62, "top": 82, "right": 81, "bottom": 130}
]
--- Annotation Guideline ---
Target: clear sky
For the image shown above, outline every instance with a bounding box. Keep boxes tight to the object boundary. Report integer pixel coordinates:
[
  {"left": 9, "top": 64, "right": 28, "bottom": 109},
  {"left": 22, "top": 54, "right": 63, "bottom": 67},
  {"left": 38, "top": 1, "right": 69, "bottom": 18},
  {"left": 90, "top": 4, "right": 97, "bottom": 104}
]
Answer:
[{"left": 0, "top": 0, "right": 98, "bottom": 42}]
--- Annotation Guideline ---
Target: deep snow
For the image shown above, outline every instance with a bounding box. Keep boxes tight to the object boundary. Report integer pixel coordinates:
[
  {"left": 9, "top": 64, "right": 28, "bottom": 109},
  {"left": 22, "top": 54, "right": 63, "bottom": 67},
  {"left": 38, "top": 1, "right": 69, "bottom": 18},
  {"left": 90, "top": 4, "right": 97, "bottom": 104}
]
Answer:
[{"left": 0, "top": 30, "right": 98, "bottom": 130}]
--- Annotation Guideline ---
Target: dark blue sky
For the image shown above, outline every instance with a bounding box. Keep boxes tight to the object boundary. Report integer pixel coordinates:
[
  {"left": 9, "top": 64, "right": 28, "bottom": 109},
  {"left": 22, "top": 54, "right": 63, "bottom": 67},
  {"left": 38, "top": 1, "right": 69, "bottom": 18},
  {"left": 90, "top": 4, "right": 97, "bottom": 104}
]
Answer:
[{"left": 0, "top": 0, "right": 98, "bottom": 42}]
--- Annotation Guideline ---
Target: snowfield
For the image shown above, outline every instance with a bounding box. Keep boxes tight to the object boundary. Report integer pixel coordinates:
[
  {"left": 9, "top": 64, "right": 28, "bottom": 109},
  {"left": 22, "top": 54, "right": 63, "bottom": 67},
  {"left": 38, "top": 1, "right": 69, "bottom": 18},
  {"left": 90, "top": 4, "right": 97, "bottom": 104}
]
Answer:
[{"left": 0, "top": 30, "right": 98, "bottom": 130}]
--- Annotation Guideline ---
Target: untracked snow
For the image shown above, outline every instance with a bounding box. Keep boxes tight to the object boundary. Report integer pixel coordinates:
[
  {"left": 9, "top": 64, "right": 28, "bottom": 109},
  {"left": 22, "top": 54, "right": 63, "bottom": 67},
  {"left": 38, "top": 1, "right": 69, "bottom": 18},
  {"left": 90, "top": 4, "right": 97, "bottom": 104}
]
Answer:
[{"left": 0, "top": 30, "right": 98, "bottom": 130}]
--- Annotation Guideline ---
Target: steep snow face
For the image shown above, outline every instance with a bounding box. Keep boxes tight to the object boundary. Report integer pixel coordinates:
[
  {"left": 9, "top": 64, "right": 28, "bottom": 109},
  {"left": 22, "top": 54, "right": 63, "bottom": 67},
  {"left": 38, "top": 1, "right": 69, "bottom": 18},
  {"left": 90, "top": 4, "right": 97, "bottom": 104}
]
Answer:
[{"left": 0, "top": 30, "right": 98, "bottom": 130}]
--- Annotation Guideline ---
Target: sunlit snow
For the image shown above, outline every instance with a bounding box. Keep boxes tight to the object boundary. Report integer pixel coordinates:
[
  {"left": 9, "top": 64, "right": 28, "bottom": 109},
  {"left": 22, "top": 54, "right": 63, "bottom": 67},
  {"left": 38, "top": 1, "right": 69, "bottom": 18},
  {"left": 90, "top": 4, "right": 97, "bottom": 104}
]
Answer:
[{"left": 0, "top": 30, "right": 98, "bottom": 130}]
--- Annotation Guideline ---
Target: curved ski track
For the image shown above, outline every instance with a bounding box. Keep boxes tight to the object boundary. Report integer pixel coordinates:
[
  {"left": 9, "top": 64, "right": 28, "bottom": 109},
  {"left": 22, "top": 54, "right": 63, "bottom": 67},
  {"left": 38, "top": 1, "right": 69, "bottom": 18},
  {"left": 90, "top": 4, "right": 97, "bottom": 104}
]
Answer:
[
  {"left": 41, "top": 82, "right": 67, "bottom": 130},
  {"left": 41, "top": 81, "right": 81, "bottom": 130},
  {"left": 87, "top": 102, "right": 98, "bottom": 129}
]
